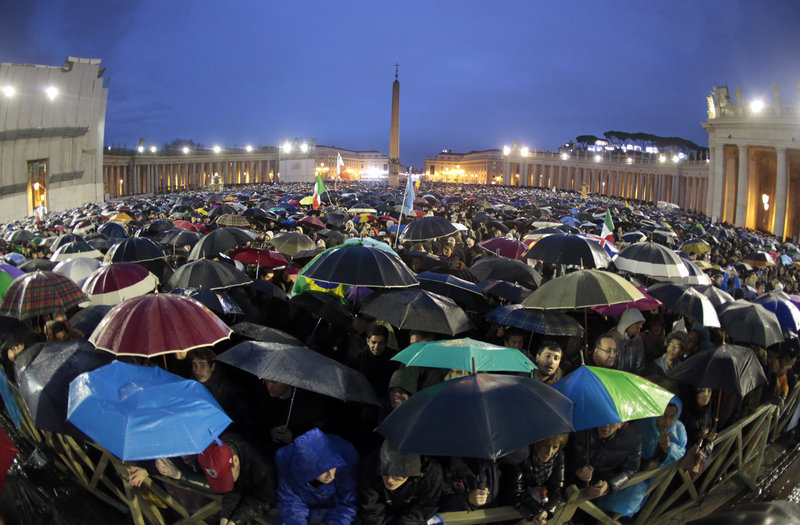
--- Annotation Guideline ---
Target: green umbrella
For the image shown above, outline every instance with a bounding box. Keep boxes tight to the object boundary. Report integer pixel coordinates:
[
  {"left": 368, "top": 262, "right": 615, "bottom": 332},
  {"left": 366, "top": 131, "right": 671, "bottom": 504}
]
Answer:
[
  {"left": 391, "top": 337, "right": 536, "bottom": 373},
  {"left": 553, "top": 365, "right": 675, "bottom": 430},
  {"left": 522, "top": 269, "right": 644, "bottom": 310}
]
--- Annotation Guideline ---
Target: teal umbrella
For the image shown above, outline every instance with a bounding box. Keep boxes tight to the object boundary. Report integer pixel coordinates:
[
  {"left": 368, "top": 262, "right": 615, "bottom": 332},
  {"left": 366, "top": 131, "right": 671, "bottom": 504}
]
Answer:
[{"left": 391, "top": 337, "right": 535, "bottom": 373}]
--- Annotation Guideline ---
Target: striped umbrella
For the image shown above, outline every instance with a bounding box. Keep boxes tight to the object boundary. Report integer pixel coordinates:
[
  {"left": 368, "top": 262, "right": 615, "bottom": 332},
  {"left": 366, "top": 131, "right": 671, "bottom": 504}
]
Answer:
[
  {"left": 82, "top": 262, "right": 159, "bottom": 306},
  {"left": 614, "top": 242, "right": 689, "bottom": 278},
  {"left": 0, "top": 271, "right": 88, "bottom": 319}
]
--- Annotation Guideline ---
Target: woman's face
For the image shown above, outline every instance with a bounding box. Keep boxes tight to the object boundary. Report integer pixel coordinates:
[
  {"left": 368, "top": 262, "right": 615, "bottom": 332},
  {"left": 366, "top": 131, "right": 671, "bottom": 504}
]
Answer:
[
  {"left": 534, "top": 439, "right": 560, "bottom": 463},
  {"left": 696, "top": 388, "right": 712, "bottom": 407}
]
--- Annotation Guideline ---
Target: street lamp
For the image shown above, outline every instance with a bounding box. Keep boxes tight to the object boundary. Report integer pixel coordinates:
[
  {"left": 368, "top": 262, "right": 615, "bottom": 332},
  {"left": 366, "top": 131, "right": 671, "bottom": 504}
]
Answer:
[
  {"left": 300, "top": 142, "right": 309, "bottom": 153},
  {"left": 119, "top": 178, "right": 124, "bottom": 195},
  {"left": 1, "top": 86, "right": 14, "bottom": 98},
  {"left": 149, "top": 145, "right": 157, "bottom": 153},
  {"left": 245, "top": 145, "right": 253, "bottom": 152},
  {"left": 45, "top": 86, "right": 58, "bottom": 100}
]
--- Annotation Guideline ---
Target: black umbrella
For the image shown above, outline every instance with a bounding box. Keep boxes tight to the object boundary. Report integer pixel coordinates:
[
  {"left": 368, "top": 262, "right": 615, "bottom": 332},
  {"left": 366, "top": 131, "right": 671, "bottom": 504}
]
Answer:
[
  {"left": 646, "top": 281, "right": 691, "bottom": 308},
  {"left": 165, "top": 259, "right": 252, "bottom": 291},
  {"left": 188, "top": 227, "right": 257, "bottom": 260},
  {"left": 718, "top": 300, "right": 784, "bottom": 347},
  {"left": 18, "top": 258, "right": 56, "bottom": 272},
  {"left": 669, "top": 344, "right": 767, "bottom": 397},
  {"left": 469, "top": 257, "right": 542, "bottom": 290},
  {"left": 694, "top": 284, "right": 734, "bottom": 309},
  {"left": 7, "top": 230, "right": 35, "bottom": 243},
  {"left": 216, "top": 340, "right": 379, "bottom": 405},
  {"left": 207, "top": 205, "right": 238, "bottom": 221},
  {"left": 50, "top": 233, "right": 85, "bottom": 252},
  {"left": 399, "top": 216, "right": 457, "bottom": 242},
  {"left": 160, "top": 228, "right": 204, "bottom": 248},
  {"left": 523, "top": 233, "right": 611, "bottom": 269},
  {"left": 614, "top": 242, "right": 689, "bottom": 278},
  {"left": 289, "top": 292, "right": 353, "bottom": 326},
  {"left": 270, "top": 232, "right": 317, "bottom": 257},
  {"left": 377, "top": 373, "right": 574, "bottom": 460},
  {"left": 138, "top": 219, "right": 175, "bottom": 238},
  {"left": 360, "top": 288, "right": 473, "bottom": 336},
  {"left": 103, "top": 237, "right": 166, "bottom": 263},
  {"left": 249, "top": 279, "right": 290, "bottom": 303},
  {"left": 68, "top": 304, "right": 113, "bottom": 337},
  {"left": 670, "top": 287, "right": 720, "bottom": 327},
  {"left": 416, "top": 271, "right": 489, "bottom": 312},
  {"left": 17, "top": 338, "right": 113, "bottom": 438},
  {"left": 170, "top": 288, "right": 243, "bottom": 316},
  {"left": 230, "top": 322, "right": 303, "bottom": 345},
  {"left": 301, "top": 244, "right": 418, "bottom": 288},
  {"left": 477, "top": 279, "right": 531, "bottom": 304}
]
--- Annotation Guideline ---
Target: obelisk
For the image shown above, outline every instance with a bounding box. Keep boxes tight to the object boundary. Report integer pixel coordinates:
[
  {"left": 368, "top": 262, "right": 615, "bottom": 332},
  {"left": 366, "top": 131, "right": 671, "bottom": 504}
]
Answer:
[{"left": 388, "top": 64, "right": 400, "bottom": 187}]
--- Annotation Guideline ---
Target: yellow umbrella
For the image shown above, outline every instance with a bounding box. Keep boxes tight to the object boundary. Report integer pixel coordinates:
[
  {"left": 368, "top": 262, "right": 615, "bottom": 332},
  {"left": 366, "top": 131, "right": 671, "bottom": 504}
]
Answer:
[
  {"left": 196, "top": 208, "right": 209, "bottom": 216},
  {"left": 110, "top": 213, "right": 132, "bottom": 223},
  {"left": 300, "top": 196, "right": 314, "bottom": 205},
  {"left": 681, "top": 239, "right": 711, "bottom": 255}
]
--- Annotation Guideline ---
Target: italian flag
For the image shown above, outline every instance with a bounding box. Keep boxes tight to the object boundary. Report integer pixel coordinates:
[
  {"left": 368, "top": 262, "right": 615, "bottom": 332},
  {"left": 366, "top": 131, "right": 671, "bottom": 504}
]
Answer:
[
  {"left": 312, "top": 173, "right": 326, "bottom": 210},
  {"left": 600, "top": 209, "right": 615, "bottom": 245}
]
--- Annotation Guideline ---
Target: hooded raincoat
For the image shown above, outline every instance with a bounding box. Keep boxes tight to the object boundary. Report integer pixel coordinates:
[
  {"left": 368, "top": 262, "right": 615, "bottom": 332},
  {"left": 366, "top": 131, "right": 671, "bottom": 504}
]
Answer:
[{"left": 275, "top": 428, "right": 359, "bottom": 525}]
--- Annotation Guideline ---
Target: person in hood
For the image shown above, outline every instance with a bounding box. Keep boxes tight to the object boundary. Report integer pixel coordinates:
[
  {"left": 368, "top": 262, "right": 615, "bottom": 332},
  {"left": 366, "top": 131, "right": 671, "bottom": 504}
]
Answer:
[
  {"left": 275, "top": 428, "right": 359, "bottom": 525},
  {"left": 609, "top": 308, "right": 646, "bottom": 374},
  {"left": 359, "top": 440, "right": 443, "bottom": 525}
]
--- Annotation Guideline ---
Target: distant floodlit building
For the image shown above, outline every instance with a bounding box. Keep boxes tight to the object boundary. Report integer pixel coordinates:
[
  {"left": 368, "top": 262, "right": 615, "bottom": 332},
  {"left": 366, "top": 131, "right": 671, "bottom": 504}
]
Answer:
[
  {"left": 315, "top": 145, "right": 389, "bottom": 182},
  {"left": 424, "top": 149, "right": 503, "bottom": 185},
  {"left": 704, "top": 84, "right": 800, "bottom": 240},
  {"left": 0, "top": 57, "right": 107, "bottom": 221}
]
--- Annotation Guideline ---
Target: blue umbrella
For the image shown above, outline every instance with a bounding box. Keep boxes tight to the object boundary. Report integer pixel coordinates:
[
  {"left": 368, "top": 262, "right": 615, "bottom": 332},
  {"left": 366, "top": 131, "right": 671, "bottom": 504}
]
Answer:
[
  {"left": 67, "top": 361, "right": 231, "bottom": 461},
  {"left": 754, "top": 292, "right": 800, "bottom": 333}
]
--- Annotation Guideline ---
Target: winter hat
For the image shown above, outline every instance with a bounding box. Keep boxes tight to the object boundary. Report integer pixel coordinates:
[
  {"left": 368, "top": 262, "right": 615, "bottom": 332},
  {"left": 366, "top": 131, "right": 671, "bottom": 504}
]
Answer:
[{"left": 378, "top": 440, "right": 421, "bottom": 477}]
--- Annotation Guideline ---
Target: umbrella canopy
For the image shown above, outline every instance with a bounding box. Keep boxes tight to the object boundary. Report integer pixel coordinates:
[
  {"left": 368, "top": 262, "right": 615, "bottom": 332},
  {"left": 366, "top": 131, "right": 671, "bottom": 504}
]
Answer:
[
  {"left": 0, "top": 427, "right": 16, "bottom": 492},
  {"left": 592, "top": 286, "right": 662, "bottom": 317},
  {"left": 646, "top": 281, "right": 690, "bottom": 308},
  {"left": 68, "top": 304, "right": 113, "bottom": 337},
  {"left": 415, "top": 271, "right": 489, "bottom": 312},
  {"left": 18, "top": 258, "right": 56, "bottom": 272},
  {"left": 391, "top": 337, "right": 536, "bottom": 373},
  {"left": 270, "top": 232, "right": 317, "bottom": 257},
  {"left": 300, "top": 244, "right": 418, "bottom": 288},
  {"left": 717, "top": 300, "right": 784, "bottom": 347},
  {"left": 0, "top": 264, "right": 25, "bottom": 297},
  {"left": 694, "top": 284, "right": 734, "bottom": 309},
  {"left": 50, "top": 233, "right": 86, "bottom": 252},
  {"left": 743, "top": 251, "right": 776, "bottom": 267},
  {"left": 553, "top": 365, "right": 676, "bottom": 431},
  {"left": 377, "top": 374, "right": 574, "bottom": 460},
  {"left": 479, "top": 237, "right": 529, "bottom": 261},
  {"left": 216, "top": 340, "right": 379, "bottom": 405},
  {"left": 216, "top": 214, "right": 251, "bottom": 228},
  {"left": 188, "top": 227, "right": 257, "bottom": 260},
  {"left": 478, "top": 279, "right": 530, "bottom": 304},
  {"left": 0, "top": 271, "right": 88, "bottom": 319},
  {"left": 49, "top": 241, "right": 103, "bottom": 262},
  {"left": 523, "top": 269, "right": 645, "bottom": 310},
  {"left": 81, "top": 262, "right": 159, "bottom": 305},
  {"left": 230, "top": 322, "right": 303, "bottom": 345},
  {"left": 52, "top": 257, "right": 101, "bottom": 289},
  {"left": 360, "top": 288, "right": 473, "bottom": 336},
  {"left": 159, "top": 229, "right": 204, "bottom": 248},
  {"left": 165, "top": 259, "right": 253, "bottom": 291},
  {"left": 668, "top": 344, "right": 767, "bottom": 397},
  {"left": 524, "top": 233, "right": 612, "bottom": 269},
  {"left": 103, "top": 237, "right": 166, "bottom": 264},
  {"left": 89, "top": 293, "right": 232, "bottom": 357},
  {"left": 18, "top": 339, "right": 113, "bottom": 437},
  {"left": 229, "top": 247, "right": 288, "bottom": 268},
  {"left": 614, "top": 242, "right": 689, "bottom": 278},
  {"left": 469, "top": 257, "right": 542, "bottom": 290},
  {"left": 485, "top": 304, "right": 583, "bottom": 336},
  {"left": 670, "top": 287, "right": 721, "bottom": 327},
  {"left": 170, "top": 288, "right": 243, "bottom": 316},
  {"left": 97, "top": 221, "right": 129, "bottom": 239},
  {"left": 754, "top": 292, "right": 800, "bottom": 333},
  {"left": 399, "top": 215, "right": 457, "bottom": 241},
  {"left": 67, "top": 361, "right": 231, "bottom": 461},
  {"left": 669, "top": 258, "right": 713, "bottom": 286}
]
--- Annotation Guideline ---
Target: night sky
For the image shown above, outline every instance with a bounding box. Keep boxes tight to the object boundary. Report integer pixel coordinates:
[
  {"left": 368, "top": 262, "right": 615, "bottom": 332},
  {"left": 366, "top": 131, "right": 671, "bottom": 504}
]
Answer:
[{"left": 3, "top": 1, "right": 800, "bottom": 167}]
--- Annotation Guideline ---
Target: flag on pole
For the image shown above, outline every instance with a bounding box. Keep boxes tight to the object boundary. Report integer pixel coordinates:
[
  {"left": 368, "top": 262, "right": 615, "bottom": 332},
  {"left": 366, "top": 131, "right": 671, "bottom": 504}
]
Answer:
[
  {"left": 312, "top": 173, "right": 326, "bottom": 210},
  {"left": 600, "top": 209, "right": 615, "bottom": 245},
  {"left": 337, "top": 153, "right": 349, "bottom": 182},
  {"left": 402, "top": 174, "right": 415, "bottom": 216}
]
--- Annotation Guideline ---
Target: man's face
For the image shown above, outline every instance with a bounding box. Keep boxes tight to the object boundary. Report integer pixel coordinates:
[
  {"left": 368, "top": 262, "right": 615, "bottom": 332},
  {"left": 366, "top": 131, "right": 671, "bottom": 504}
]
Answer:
[
  {"left": 504, "top": 334, "right": 524, "bottom": 351},
  {"left": 367, "top": 335, "right": 387, "bottom": 356},
  {"left": 535, "top": 348, "right": 562, "bottom": 376},
  {"left": 389, "top": 388, "right": 410, "bottom": 410},
  {"left": 192, "top": 359, "right": 215, "bottom": 383},
  {"left": 382, "top": 475, "right": 409, "bottom": 491},
  {"left": 625, "top": 321, "right": 644, "bottom": 338},
  {"left": 666, "top": 338, "right": 683, "bottom": 361},
  {"left": 597, "top": 422, "right": 623, "bottom": 439},
  {"left": 593, "top": 339, "right": 617, "bottom": 368},
  {"left": 657, "top": 405, "right": 679, "bottom": 433},
  {"left": 316, "top": 468, "right": 336, "bottom": 484}
]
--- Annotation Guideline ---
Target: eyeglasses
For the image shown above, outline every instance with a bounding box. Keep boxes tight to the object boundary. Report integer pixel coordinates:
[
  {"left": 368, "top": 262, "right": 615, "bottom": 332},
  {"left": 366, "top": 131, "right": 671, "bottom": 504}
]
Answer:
[
  {"left": 667, "top": 342, "right": 683, "bottom": 349},
  {"left": 595, "top": 346, "right": 617, "bottom": 355}
]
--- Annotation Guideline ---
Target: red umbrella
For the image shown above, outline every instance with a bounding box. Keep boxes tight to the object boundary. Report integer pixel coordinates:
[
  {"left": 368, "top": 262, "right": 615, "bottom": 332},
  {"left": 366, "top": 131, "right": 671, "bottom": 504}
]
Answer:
[
  {"left": 0, "top": 427, "right": 17, "bottom": 492},
  {"left": 173, "top": 220, "right": 200, "bottom": 232},
  {"left": 297, "top": 216, "right": 326, "bottom": 229},
  {"left": 89, "top": 293, "right": 232, "bottom": 357},
  {"left": 0, "top": 271, "right": 88, "bottom": 319},
  {"left": 81, "top": 262, "right": 159, "bottom": 306},
  {"left": 229, "top": 247, "right": 288, "bottom": 268},
  {"left": 479, "top": 237, "right": 529, "bottom": 261},
  {"left": 591, "top": 286, "right": 663, "bottom": 317}
]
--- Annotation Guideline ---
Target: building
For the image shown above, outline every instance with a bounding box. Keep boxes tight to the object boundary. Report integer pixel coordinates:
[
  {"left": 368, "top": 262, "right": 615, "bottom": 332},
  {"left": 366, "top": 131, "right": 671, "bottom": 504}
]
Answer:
[
  {"left": 0, "top": 57, "right": 107, "bottom": 221},
  {"left": 703, "top": 84, "right": 800, "bottom": 240},
  {"left": 424, "top": 149, "right": 503, "bottom": 184},
  {"left": 314, "top": 145, "right": 389, "bottom": 182}
]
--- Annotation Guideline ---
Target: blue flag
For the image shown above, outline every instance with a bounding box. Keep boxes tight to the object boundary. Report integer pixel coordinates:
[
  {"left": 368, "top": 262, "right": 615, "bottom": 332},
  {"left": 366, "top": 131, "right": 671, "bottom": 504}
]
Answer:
[{"left": 403, "top": 174, "right": 415, "bottom": 216}]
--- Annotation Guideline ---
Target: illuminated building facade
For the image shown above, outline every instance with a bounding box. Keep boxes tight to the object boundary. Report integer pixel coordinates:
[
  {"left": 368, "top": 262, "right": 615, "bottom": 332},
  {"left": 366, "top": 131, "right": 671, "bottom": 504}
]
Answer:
[
  {"left": 424, "top": 149, "right": 503, "bottom": 184},
  {"left": 0, "top": 57, "right": 107, "bottom": 221},
  {"left": 704, "top": 84, "right": 800, "bottom": 240},
  {"left": 314, "top": 146, "right": 389, "bottom": 182}
]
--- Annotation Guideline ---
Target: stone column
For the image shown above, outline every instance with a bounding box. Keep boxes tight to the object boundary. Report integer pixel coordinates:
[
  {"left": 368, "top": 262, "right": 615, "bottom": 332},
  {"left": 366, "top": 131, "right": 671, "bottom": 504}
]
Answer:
[
  {"left": 774, "top": 147, "right": 788, "bottom": 239},
  {"left": 734, "top": 145, "right": 749, "bottom": 227},
  {"left": 709, "top": 145, "right": 725, "bottom": 220},
  {"left": 502, "top": 161, "right": 511, "bottom": 185}
]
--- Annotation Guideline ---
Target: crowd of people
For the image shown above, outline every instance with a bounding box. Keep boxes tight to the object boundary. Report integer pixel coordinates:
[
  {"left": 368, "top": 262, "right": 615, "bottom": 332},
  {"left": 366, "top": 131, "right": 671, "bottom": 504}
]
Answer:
[{"left": 1, "top": 180, "right": 799, "bottom": 525}]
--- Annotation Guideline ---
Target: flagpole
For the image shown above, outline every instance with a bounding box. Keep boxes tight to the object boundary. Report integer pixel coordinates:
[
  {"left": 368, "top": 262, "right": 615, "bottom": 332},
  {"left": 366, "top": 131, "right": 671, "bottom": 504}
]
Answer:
[{"left": 394, "top": 167, "right": 411, "bottom": 249}]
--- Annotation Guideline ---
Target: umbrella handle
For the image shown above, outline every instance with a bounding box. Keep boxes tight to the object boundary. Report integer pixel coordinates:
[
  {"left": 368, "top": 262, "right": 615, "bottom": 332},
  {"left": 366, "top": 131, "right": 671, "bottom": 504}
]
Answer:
[{"left": 285, "top": 386, "right": 297, "bottom": 427}]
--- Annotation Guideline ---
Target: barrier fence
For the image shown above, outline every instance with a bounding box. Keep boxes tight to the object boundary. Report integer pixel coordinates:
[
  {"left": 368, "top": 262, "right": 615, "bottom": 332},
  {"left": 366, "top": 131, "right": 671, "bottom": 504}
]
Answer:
[{"left": 7, "top": 380, "right": 798, "bottom": 525}]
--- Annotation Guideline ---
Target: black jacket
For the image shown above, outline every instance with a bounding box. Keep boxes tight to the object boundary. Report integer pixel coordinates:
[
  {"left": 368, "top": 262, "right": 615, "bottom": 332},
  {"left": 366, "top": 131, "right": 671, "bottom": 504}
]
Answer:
[
  {"left": 359, "top": 454, "right": 443, "bottom": 525},
  {"left": 567, "top": 425, "right": 642, "bottom": 492},
  {"left": 508, "top": 450, "right": 564, "bottom": 519}
]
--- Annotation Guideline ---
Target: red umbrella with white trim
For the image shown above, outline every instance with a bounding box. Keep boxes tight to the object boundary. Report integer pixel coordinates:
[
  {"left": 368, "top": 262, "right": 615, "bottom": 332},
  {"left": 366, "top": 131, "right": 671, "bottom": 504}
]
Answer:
[{"left": 81, "top": 262, "right": 159, "bottom": 306}]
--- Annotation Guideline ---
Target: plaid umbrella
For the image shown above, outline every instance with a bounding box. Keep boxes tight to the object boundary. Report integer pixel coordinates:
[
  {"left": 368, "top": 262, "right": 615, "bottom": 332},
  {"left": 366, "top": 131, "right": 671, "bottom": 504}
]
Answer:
[
  {"left": 216, "top": 214, "right": 251, "bottom": 228},
  {"left": 0, "top": 271, "right": 88, "bottom": 319},
  {"left": 485, "top": 304, "right": 583, "bottom": 336}
]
